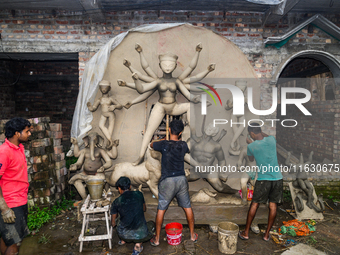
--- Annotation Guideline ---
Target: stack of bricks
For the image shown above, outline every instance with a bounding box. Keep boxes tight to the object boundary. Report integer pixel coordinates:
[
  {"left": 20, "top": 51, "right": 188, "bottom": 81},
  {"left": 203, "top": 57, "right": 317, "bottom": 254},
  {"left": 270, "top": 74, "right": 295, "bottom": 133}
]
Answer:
[
  {"left": 49, "top": 123, "right": 68, "bottom": 201},
  {"left": 0, "top": 117, "right": 68, "bottom": 207}
]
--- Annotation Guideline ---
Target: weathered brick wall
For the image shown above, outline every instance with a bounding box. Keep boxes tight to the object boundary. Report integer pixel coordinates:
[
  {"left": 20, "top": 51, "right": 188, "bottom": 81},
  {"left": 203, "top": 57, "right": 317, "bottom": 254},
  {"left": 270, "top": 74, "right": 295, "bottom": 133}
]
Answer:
[
  {"left": 0, "top": 118, "right": 67, "bottom": 206},
  {"left": 1, "top": 9, "right": 340, "bottom": 149},
  {"left": 0, "top": 60, "right": 79, "bottom": 142},
  {"left": 277, "top": 102, "right": 335, "bottom": 162}
]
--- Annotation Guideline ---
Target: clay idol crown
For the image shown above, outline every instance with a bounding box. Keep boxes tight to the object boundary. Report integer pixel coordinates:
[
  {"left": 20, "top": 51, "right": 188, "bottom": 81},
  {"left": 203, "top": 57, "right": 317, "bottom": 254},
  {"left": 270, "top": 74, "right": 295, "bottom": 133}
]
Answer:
[
  {"left": 159, "top": 52, "right": 178, "bottom": 62},
  {"left": 99, "top": 80, "right": 111, "bottom": 86}
]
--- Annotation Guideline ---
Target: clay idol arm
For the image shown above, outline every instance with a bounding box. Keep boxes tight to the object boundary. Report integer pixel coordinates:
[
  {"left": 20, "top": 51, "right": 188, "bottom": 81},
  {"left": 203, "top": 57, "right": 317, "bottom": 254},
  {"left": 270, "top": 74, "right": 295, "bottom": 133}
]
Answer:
[
  {"left": 117, "top": 80, "right": 138, "bottom": 90},
  {"left": 216, "top": 146, "right": 226, "bottom": 167},
  {"left": 125, "top": 89, "right": 156, "bottom": 109},
  {"left": 178, "top": 43, "right": 202, "bottom": 80},
  {"left": 133, "top": 73, "right": 159, "bottom": 93},
  {"left": 135, "top": 43, "right": 158, "bottom": 79},
  {"left": 87, "top": 99, "right": 101, "bottom": 112},
  {"left": 123, "top": 59, "right": 155, "bottom": 83},
  {"left": 111, "top": 98, "right": 123, "bottom": 110},
  {"left": 176, "top": 79, "right": 192, "bottom": 102},
  {"left": 182, "top": 64, "right": 216, "bottom": 84},
  {"left": 99, "top": 150, "right": 112, "bottom": 171},
  {"left": 69, "top": 151, "right": 85, "bottom": 171}
]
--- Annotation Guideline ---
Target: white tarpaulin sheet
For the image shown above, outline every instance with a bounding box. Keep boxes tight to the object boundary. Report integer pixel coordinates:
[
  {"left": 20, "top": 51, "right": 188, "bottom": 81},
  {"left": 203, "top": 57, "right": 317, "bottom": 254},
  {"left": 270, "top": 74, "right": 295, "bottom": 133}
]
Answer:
[{"left": 71, "top": 23, "right": 186, "bottom": 144}]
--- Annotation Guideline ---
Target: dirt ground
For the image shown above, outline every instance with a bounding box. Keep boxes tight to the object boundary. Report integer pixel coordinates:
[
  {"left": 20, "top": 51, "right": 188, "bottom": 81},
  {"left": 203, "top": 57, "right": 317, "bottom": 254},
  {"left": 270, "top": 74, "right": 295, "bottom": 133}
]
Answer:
[{"left": 19, "top": 200, "right": 340, "bottom": 255}]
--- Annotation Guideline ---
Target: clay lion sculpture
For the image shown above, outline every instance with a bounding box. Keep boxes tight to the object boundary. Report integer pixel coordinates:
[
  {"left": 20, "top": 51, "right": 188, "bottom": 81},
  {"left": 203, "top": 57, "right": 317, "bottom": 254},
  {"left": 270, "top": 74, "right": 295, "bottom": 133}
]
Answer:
[{"left": 106, "top": 148, "right": 162, "bottom": 198}]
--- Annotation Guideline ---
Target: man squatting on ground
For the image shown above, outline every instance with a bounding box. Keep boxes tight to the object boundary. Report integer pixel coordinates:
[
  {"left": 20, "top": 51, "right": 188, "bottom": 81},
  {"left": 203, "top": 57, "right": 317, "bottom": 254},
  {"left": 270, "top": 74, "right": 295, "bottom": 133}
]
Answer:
[
  {"left": 111, "top": 176, "right": 154, "bottom": 255},
  {"left": 150, "top": 119, "right": 198, "bottom": 246},
  {"left": 0, "top": 118, "right": 31, "bottom": 255},
  {"left": 239, "top": 123, "right": 283, "bottom": 241}
]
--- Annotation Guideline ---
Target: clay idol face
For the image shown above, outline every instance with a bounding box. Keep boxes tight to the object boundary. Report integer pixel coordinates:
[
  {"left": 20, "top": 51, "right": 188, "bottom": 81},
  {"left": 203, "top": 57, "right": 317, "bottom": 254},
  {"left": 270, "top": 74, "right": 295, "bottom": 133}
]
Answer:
[{"left": 160, "top": 60, "right": 177, "bottom": 74}]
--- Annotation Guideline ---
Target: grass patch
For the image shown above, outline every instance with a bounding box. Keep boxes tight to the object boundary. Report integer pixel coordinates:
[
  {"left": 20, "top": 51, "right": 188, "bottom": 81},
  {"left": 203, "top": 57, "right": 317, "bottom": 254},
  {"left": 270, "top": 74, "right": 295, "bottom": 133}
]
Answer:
[{"left": 27, "top": 196, "right": 74, "bottom": 232}]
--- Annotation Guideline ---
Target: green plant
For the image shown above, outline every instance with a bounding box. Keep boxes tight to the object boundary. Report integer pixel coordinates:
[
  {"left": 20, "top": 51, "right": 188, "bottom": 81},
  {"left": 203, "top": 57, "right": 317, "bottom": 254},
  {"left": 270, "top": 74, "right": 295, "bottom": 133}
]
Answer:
[
  {"left": 307, "top": 236, "right": 317, "bottom": 245},
  {"left": 283, "top": 190, "right": 292, "bottom": 203},
  {"left": 65, "top": 156, "right": 77, "bottom": 169},
  {"left": 27, "top": 196, "right": 74, "bottom": 232},
  {"left": 38, "top": 234, "right": 51, "bottom": 244}
]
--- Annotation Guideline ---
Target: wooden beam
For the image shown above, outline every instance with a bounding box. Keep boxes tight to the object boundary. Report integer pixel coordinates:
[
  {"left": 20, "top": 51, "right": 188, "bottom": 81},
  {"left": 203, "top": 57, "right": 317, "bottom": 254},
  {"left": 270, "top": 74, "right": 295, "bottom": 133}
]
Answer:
[
  {"left": 79, "top": 0, "right": 106, "bottom": 22},
  {"left": 263, "top": 0, "right": 301, "bottom": 26}
]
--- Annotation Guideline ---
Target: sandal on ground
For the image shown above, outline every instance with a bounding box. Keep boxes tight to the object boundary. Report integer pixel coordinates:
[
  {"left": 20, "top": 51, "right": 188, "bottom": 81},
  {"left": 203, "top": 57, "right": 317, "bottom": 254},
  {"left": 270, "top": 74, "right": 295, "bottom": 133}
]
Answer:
[
  {"left": 118, "top": 240, "right": 126, "bottom": 245},
  {"left": 132, "top": 245, "right": 143, "bottom": 255},
  {"left": 263, "top": 234, "right": 271, "bottom": 242},
  {"left": 238, "top": 231, "right": 249, "bottom": 240},
  {"left": 150, "top": 237, "right": 159, "bottom": 247},
  {"left": 191, "top": 233, "right": 198, "bottom": 243}
]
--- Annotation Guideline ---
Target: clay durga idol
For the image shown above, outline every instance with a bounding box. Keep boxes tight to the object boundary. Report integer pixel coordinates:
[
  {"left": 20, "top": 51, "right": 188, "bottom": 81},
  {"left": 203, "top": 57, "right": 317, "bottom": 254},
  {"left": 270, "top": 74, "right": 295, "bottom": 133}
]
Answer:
[{"left": 118, "top": 42, "right": 216, "bottom": 165}]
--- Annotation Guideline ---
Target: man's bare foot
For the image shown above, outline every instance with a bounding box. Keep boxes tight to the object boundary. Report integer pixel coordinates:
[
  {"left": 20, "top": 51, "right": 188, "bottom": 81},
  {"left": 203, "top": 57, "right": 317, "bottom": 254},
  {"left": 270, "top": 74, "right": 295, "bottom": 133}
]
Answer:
[
  {"left": 132, "top": 157, "right": 144, "bottom": 166},
  {"left": 150, "top": 237, "right": 159, "bottom": 246},
  {"left": 238, "top": 231, "right": 249, "bottom": 240}
]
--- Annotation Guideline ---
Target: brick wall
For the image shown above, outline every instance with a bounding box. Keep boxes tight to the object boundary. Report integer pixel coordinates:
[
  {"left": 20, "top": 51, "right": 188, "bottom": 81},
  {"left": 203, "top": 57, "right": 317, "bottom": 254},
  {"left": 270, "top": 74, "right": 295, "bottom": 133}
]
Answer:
[{"left": 0, "top": 60, "right": 79, "bottom": 142}]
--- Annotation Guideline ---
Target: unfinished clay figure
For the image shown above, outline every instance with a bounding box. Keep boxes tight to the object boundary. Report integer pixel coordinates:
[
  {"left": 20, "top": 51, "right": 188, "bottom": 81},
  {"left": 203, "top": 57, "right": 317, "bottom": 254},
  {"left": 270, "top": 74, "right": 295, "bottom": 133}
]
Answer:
[
  {"left": 87, "top": 80, "right": 122, "bottom": 149},
  {"left": 189, "top": 116, "right": 251, "bottom": 205},
  {"left": 225, "top": 81, "right": 247, "bottom": 156},
  {"left": 286, "top": 151, "right": 324, "bottom": 213},
  {"left": 106, "top": 147, "right": 162, "bottom": 198},
  {"left": 68, "top": 132, "right": 119, "bottom": 199},
  {"left": 118, "top": 43, "right": 215, "bottom": 165}
]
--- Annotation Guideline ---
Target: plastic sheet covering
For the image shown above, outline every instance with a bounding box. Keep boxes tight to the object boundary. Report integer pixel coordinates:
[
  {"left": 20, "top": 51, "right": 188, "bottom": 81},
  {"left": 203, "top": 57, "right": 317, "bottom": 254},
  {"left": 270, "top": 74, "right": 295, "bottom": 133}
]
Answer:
[{"left": 70, "top": 23, "right": 186, "bottom": 150}]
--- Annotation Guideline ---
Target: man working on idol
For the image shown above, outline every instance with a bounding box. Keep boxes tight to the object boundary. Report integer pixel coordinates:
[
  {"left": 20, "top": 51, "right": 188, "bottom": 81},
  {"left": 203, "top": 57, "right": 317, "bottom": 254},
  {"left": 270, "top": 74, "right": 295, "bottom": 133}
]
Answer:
[
  {"left": 238, "top": 123, "right": 283, "bottom": 242},
  {"left": 0, "top": 117, "right": 31, "bottom": 255},
  {"left": 150, "top": 119, "right": 198, "bottom": 246}
]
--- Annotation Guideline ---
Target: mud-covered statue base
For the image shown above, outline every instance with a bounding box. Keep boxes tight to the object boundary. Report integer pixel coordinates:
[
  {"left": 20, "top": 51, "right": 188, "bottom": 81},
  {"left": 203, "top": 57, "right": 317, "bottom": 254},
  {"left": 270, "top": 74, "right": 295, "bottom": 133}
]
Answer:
[{"left": 140, "top": 189, "right": 269, "bottom": 225}]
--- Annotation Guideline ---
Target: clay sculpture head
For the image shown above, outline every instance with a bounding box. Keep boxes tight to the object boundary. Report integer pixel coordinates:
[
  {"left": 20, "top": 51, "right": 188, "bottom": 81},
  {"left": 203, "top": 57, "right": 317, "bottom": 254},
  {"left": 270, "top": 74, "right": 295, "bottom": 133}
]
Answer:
[
  {"left": 98, "top": 80, "right": 111, "bottom": 94},
  {"left": 83, "top": 132, "right": 105, "bottom": 161},
  {"left": 159, "top": 53, "right": 178, "bottom": 74}
]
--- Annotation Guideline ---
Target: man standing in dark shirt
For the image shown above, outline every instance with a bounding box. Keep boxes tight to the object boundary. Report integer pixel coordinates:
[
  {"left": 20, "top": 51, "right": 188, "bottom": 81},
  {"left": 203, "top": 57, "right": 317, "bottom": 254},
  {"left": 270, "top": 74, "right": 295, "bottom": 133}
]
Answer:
[
  {"left": 111, "top": 177, "right": 154, "bottom": 255},
  {"left": 150, "top": 120, "right": 197, "bottom": 246}
]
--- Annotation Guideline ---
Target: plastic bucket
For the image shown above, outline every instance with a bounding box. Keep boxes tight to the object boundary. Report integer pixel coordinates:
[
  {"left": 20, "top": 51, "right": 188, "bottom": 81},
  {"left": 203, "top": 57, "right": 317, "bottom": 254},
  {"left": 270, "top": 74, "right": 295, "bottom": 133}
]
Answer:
[
  {"left": 218, "top": 222, "right": 239, "bottom": 254},
  {"left": 86, "top": 179, "right": 105, "bottom": 200},
  {"left": 165, "top": 222, "right": 183, "bottom": 245}
]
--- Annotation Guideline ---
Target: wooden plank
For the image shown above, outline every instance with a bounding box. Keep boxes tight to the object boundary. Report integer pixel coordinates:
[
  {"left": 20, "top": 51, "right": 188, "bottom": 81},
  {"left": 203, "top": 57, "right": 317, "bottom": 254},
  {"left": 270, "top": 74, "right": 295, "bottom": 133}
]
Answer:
[{"left": 79, "top": 234, "right": 111, "bottom": 241}]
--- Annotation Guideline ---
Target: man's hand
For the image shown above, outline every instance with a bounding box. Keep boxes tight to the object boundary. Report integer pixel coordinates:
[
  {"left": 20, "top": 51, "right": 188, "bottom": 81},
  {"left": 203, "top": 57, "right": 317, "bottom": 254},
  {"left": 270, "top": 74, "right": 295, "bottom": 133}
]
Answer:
[{"left": 2, "top": 208, "right": 16, "bottom": 223}]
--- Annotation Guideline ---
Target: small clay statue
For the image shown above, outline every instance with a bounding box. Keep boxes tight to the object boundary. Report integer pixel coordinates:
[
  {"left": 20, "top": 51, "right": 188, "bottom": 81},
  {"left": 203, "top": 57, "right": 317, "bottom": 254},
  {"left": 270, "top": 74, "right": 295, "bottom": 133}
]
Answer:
[
  {"left": 68, "top": 132, "right": 119, "bottom": 199},
  {"left": 87, "top": 80, "right": 122, "bottom": 149},
  {"left": 225, "top": 81, "right": 247, "bottom": 156},
  {"left": 286, "top": 151, "right": 324, "bottom": 213},
  {"left": 118, "top": 43, "right": 216, "bottom": 165}
]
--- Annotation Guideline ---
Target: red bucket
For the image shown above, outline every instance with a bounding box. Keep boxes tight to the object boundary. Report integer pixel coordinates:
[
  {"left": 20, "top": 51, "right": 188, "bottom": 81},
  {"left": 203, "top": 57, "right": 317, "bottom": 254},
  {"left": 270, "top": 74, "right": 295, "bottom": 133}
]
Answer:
[{"left": 165, "top": 222, "right": 183, "bottom": 245}]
